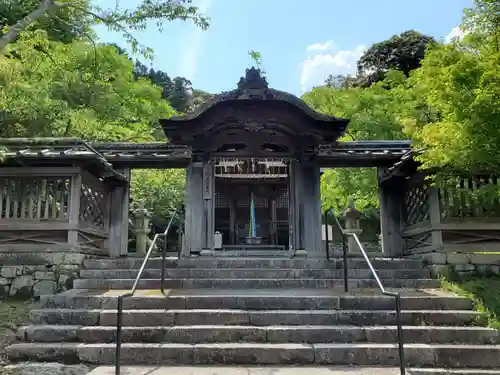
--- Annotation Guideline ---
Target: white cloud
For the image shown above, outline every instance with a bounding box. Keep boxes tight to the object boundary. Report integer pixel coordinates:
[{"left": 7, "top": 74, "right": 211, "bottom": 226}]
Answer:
[
  {"left": 445, "top": 26, "right": 467, "bottom": 44},
  {"left": 306, "top": 40, "right": 335, "bottom": 52},
  {"left": 177, "top": 0, "right": 212, "bottom": 80},
  {"left": 300, "top": 43, "right": 367, "bottom": 93}
]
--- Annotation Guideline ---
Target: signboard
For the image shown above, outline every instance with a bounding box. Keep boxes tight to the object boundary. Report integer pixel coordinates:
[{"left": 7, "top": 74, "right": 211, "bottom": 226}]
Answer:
[{"left": 203, "top": 164, "right": 212, "bottom": 200}]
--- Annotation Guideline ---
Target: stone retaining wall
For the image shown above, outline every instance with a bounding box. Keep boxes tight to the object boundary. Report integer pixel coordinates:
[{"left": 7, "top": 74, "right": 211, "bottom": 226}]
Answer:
[
  {"left": 0, "top": 252, "right": 87, "bottom": 298},
  {"left": 417, "top": 252, "right": 500, "bottom": 277}
]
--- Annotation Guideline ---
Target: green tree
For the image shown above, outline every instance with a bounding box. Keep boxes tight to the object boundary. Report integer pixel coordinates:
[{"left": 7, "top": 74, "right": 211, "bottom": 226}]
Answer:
[
  {"left": 357, "top": 30, "right": 436, "bottom": 85},
  {"left": 167, "top": 77, "right": 193, "bottom": 114},
  {"left": 0, "top": 0, "right": 210, "bottom": 55},
  {"left": 0, "top": 0, "right": 90, "bottom": 44},
  {"left": 0, "top": 31, "right": 175, "bottom": 140},
  {"left": 132, "top": 61, "right": 212, "bottom": 114},
  {"left": 131, "top": 169, "right": 186, "bottom": 223},
  {"left": 405, "top": 40, "right": 500, "bottom": 174},
  {"left": 401, "top": 0, "right": 500, "bottom": 175},
  {"left": 189, "top": 89, "right": 213, "bottom": 111},
  {"left": 464, "top": 0, "right": 500, "bottom": 51},
  {"left": 303, "top": 72, "right": 412, "bottom": 213},
  {"left": 324, "top": 74, "right": 357, "bottom": 89}
]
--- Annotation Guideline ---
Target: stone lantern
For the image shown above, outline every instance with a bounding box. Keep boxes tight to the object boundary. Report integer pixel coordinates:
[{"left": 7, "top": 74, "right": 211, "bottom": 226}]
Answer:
[
  {"left": 343, "top": 198, "right": 363, "bottom": 253},
  {"left": 131, "top": 202, "right": 153, "bottom": 255}
]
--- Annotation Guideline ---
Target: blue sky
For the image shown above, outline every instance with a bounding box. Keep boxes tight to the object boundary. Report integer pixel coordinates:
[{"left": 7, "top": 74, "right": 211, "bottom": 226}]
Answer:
[{"left": 94, "top": 0, "right": 472, "bottom": 96}]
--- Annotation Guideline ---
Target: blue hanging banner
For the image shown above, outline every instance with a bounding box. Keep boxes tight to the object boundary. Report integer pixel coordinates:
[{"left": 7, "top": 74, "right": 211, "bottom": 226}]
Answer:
[{"left": 249, "top": 191, "right": 257, "bottom": 237}]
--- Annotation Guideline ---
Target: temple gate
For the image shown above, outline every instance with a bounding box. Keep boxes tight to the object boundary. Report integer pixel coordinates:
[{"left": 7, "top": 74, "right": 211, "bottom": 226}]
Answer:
[{"left": 3, "top": 68, "right": 491, "bottom": 263}]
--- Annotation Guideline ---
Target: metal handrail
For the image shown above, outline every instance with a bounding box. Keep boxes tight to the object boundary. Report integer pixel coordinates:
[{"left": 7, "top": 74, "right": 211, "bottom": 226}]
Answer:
[
  {"left": 325, "top": 208, "right": 406, "bottom": 375},
  {"left": 115, "top": 211, "right": 176, "bottom": 375}
]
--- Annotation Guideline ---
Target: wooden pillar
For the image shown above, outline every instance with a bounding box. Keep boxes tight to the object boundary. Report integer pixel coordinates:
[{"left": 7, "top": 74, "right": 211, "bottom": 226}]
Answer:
[
  {"left": 428, "top": 186, "right": 443, "bottom": 251},
  {"left": 301, "top": 164, "right": 323, "bottom": 258},
  {"left": 229, "top": 196, "right": 236, "bottom": 245},
  {"left": 378, "top": 167, "right": 404, "bottom": 257},
  {"left": 288, "top": 160, "right": 298, "bottom": 252},
  {"left": 270, "top": 198, "right": 277, "bottom": 245},
  {"left": 108, "top": 168, "right": 130, "bottom": 257},
  {"left": 183, "top": 162, "right": 204, "bottom": 256},
  {"left": 202, "top": 161, "right": 214, "bottom": 253},
  {"left": 67, "top": 170, "right": 82, "bottom": 247}
]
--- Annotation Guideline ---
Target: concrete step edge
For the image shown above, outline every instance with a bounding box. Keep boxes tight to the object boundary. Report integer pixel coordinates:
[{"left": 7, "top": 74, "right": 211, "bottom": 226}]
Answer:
[
  {"left": 31, "top": 308, "right": 482, "bottom": 314},
  {"left": 74, "top": 278, "right": 437, "bottom": 281},
  {"left": 9, "top": 342, "right": 500, "bottom": 367},
  {"left": 84, "top": 366, "right": 500, "bottom": 375},
  {"left": 8, "top": 342, "right": 500, "bottom": 348},
  {"left": 409, "top": 369, "right": 500, "bottom": 374},
  {"left": 21, "top": 324, "right": 497, "bottom": 330}
]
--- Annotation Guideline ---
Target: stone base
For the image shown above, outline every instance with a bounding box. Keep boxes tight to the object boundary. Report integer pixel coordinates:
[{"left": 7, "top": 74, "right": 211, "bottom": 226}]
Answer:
[
  {"left": 293, "top": 250, "right": 307, "bottom": 258},
  {"left": 200, "top": 249, "right": 214, "bottom": 257},
  {"left": 0, "top": 250, "right": 88, "bottom": 298},
  {"left": 418, "top": 251, "right": 500, "bottom": 278}
]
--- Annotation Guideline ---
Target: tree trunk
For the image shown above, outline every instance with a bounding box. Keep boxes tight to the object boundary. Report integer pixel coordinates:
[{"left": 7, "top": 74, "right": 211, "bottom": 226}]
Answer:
[{"left": 0, "top": 0, "right": 68, "bottom": 53}]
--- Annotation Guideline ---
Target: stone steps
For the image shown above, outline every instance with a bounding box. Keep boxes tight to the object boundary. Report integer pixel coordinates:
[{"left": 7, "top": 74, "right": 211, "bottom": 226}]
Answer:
[
  {"left": 7, "top": 342, "right": 500, "bottom": 367},
  {"left": 212, "top": 250, "right": 291, "bottom": 257},
  {"left": 30, "top": 308, "right": 482, "bottom": 326},
  {"left": 82, "top": 257, "right": 423, "bottom": 270},
  {"left": 411, "top": 370, "right": 500, "bottom": 374},
  {"left": 79, "top": 268, "right": 430, "bottom": 279},
  {"left": 85, "top": 366, "right": 500, "bottom": 375},
  {"left": 19, "top": 325, "right": 500, "bottom": 344},
  {"left": 7, "top": 252, "right": 497, "bottom": 373},
  {"left": 73, "top": 278, "right": 439, "bottom": 289},
  {"left": 6, "top": 364, "right": 500, "bottom": 375},
  {"left": 39, "top": 291, "right": 473, "bottom": 310}
]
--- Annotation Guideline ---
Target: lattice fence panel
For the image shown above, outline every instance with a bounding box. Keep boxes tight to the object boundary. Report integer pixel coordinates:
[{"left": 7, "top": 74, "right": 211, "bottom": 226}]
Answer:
[
  {"left": 403, "top": 231, "right": 432, "bottom": 255},
  {"left": 439, "top": 175, "right": 500, "bottom": 220},
  {"left": 404, "top": 183, "right": 430, "bottom": 227},
  {"left": 0, "top": 176, "right": 71, "bottom": 220},
  {"left": 79, "top": 173, "right": 110, "bottom": 232}
]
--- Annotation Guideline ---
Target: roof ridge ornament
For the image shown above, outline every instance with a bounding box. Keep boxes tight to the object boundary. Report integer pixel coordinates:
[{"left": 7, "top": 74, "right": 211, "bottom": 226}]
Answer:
[{"left": 236, "top": 67, "right": 269, "bottom": 100}]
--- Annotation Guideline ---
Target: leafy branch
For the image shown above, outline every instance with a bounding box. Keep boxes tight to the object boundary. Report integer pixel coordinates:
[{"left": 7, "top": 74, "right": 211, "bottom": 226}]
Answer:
[
  {"left": 248, "top": 50, "right": 265, "bottom": 74},
  {"left": 0, "top": 0, "right": 210, "bottom": 56}
]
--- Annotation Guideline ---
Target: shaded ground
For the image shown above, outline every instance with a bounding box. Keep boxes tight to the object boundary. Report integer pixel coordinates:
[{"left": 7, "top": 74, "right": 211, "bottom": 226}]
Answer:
[
  {"left": 0, "top": 299, "right": 32, "bottom": 366},
  {"left": 442, "top": 275, "right": 500, "bottom": 329}
]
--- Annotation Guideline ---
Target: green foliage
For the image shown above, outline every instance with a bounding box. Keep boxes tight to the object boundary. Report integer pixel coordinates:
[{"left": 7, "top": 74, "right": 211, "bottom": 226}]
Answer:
[
  {"left": 442, "top": 275, "right": 500, "bottom": 329},
  {"left": 0, "top": 299, "right": 32, "bottom": 364},
  {"left": 311, "top": 0, "right": 500, "bottom": 214},
  {"left": 248, "top": 50, "right": 265, "bottom": 74},
  {"left": 324, "top": 74, "right": 358, "bottom": 89},
  {"left": 130, "top": 169, "right": 186, "bottom": 222},
  {"left": 463, "top": 0, "right": 500, "bottom": 51},
  {"left": 358, "top": 30, "right": 436, "bottom": 78},
  {"left": 325, "top": 31, "right": 437, "bottom": 88},
  {"left": 0, "top": 0, "right": 90, "bottom": 44},
  {"left": 132, "top": 60, "right": 212, "bottom": 114},
  {"left": 0, "top": 0, "right": 210, "bottom": 56},
  {"left": 168, "top": 77, "right": 193, "bottom": 114},
  {"left": 405, "top": 38, "right": 500, "bottom": 174},
  {"left": 0, "top": 31, "right": 175, "bottom": 140},
  {"left": 303, "top": 74, "right": 411, "bottom": 213},
  {"left": 408, "top": 0, "right": 500, "bottom": 176},
  {"left": 0, "top": 0, "right": 213, "bottom": 222}
]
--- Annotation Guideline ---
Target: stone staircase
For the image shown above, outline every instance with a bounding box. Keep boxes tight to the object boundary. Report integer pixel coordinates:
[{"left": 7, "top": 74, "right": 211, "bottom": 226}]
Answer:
[
  {"left": 5, "top": 256, "right": 500, "bottom": 374},
  {"left": 73, "top": 256, "right": 439, "bottom": 290}
]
